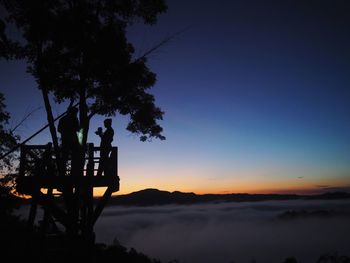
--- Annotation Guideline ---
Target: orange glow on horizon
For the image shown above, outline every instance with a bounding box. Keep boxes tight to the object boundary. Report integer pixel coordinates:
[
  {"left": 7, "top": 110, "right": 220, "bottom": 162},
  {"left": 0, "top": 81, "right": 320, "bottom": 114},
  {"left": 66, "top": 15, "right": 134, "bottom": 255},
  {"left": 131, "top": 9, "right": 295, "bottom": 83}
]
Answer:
[
  {"left": 105, "top": 164, "right": 350, "bottom": 197},
  {"left": 93, "top": 182, "right": 350, "bottom": 197},
  {"left": 16, "top": 166, "right": 348, "bottom": 198}
]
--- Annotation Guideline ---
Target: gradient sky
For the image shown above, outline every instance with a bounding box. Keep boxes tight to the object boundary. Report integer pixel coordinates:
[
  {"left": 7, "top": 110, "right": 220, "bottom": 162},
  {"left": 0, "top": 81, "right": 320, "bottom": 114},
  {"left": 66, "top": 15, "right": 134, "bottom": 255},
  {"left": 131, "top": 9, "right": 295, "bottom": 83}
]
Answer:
[{"left": 1, "top": 0, "right": 350, "bottom": 195}]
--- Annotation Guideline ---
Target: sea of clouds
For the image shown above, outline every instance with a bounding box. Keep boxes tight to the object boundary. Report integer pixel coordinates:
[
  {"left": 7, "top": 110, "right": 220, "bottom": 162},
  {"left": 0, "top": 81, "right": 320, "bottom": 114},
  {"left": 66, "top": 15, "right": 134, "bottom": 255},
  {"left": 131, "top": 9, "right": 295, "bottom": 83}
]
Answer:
[
  {"left": 16, "top": 199, "right": 350, "bottom": 263},
  {"left": 95, "top": 199, "right": 350, "bottom": 263}
]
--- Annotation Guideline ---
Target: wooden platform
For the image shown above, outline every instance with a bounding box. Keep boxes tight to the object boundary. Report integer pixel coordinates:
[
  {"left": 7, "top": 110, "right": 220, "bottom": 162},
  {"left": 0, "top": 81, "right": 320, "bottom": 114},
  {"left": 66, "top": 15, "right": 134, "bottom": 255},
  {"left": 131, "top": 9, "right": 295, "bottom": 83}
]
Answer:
[
  {"left": 16, "top": 143, "right": 119, "bottom": 195},
  {"left": 16, "top": 143, "right": 120, "bottom": 238},
  {"left": 17, "top": 175, "right": 119, "bottom": 194}
]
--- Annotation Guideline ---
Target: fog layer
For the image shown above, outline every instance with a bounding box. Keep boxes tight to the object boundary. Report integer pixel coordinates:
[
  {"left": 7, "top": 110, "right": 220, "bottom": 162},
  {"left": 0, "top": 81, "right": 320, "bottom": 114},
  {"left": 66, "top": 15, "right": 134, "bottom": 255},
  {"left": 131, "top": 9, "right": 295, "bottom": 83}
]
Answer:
[{"left": 95, "top": 199, "right": 350, "bottom": 263}]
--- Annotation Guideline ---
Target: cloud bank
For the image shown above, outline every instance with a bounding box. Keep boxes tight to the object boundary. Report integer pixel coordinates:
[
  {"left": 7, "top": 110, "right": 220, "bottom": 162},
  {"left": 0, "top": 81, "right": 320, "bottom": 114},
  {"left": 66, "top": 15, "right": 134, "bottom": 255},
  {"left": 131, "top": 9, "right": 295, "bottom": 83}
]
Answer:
[{"left": 95, "top": 199, "right": 350, "bottom": 263}]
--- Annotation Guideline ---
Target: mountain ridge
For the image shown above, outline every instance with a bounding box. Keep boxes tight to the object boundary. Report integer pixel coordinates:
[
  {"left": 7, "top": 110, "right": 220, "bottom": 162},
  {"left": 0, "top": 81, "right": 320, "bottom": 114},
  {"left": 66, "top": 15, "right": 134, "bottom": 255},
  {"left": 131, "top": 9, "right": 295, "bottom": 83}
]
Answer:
[{"left": 106, "top": 188, "right": 350, "bottom": 206}]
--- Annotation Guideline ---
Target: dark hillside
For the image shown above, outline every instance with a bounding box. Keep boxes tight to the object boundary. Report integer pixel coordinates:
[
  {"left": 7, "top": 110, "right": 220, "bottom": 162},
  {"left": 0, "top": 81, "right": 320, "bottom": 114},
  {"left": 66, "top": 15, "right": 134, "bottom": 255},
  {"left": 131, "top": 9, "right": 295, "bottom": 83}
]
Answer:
[{"left": 107, "top": 188, "right": 350, "bottom": 206}]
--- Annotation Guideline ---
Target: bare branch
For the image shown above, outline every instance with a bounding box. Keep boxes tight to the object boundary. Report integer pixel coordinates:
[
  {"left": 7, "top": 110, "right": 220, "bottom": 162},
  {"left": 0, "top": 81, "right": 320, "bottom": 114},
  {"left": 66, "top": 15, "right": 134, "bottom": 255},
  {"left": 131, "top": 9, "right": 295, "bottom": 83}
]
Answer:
[
  {"left": 10, "top": 106, "right": 42, "bottom": 133},
  {"left": 0, "top": 102, "right": 79, "bottom": 161},
  {"left": 133, "top": 27, "right": 190, "bottom": 63}
]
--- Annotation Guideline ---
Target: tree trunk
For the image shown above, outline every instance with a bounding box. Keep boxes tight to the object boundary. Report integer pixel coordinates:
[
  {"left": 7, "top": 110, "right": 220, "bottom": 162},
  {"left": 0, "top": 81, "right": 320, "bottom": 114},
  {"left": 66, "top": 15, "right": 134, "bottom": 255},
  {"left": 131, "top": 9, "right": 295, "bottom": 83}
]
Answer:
[
  {"left": 37, "top": 43, "right": 62, "bottom": 176},
  {"left": 40, "top": 89, "right": 65, "bottom": 177},
  {"left": 78, "top": 72, "right": 90, "bottom": 150},
  {"left": 41, "top": 90, "right": 60, "bottom": 155}
]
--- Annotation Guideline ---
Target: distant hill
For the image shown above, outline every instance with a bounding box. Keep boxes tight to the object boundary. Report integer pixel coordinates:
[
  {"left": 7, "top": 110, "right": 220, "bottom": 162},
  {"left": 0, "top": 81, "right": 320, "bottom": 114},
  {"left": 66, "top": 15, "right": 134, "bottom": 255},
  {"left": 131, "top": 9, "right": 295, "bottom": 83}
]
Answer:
[{"left": 106, "top": 188, "right": 350, "bottom": 206}]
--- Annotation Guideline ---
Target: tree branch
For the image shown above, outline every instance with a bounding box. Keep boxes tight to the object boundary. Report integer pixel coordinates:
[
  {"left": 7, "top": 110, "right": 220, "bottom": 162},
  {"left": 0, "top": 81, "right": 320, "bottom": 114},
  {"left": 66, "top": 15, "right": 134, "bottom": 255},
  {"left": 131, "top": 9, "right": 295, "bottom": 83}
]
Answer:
[
  {"left": 10, "top": 106, "right": 42, "bottom": 133},
  {"left": 133, "top": 27, "right": 190, "bottom": 63}
]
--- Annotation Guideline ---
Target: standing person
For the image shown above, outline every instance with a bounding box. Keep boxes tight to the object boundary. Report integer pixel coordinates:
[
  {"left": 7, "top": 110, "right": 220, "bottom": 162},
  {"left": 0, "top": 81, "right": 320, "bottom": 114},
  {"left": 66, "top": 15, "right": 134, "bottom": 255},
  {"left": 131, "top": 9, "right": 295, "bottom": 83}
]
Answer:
[
  {"left": 96, "top": 118, "right": 114, "bottom": 176},
  {"left": 57, "top": 106, "right": 80, "bottom": 175},
  {"left": 57, "top": 107, "right": 80, "bottom": 228}
]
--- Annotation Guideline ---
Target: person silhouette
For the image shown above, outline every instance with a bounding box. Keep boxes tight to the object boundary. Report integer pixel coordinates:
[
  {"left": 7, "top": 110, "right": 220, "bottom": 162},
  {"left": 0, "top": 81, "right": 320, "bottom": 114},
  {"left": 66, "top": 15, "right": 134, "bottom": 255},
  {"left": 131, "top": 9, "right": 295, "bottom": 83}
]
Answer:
[
  {"left": 57, "top": 106, "right": 80, "bottom": 175},
  {"left": 96, "top": 118, "right": 114, "bottom": 176}
]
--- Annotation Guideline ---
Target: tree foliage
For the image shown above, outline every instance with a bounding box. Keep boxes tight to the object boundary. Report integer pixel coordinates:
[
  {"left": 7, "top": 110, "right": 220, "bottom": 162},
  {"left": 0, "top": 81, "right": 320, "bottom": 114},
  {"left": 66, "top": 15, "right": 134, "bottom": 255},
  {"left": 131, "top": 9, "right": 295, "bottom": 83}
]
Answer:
[
  {"left": 0, "top": 92, "right": 18, "bottom": 171},
  {"left": 0, "top": 92, "right": 20, "bottom": 213},
  {"left": 1, "top": 16, "right": 20, "bottom": 200},
  {"left": 1, "top": 0, "right": 167, "bottom": 142}
]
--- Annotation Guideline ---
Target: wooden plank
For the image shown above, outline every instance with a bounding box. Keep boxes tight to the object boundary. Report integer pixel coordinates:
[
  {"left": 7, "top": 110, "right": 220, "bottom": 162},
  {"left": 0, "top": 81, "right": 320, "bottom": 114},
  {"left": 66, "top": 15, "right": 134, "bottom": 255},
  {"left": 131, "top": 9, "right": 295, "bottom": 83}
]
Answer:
[{"left": 17, "top": 176, "right": 119, "bottom": 193}]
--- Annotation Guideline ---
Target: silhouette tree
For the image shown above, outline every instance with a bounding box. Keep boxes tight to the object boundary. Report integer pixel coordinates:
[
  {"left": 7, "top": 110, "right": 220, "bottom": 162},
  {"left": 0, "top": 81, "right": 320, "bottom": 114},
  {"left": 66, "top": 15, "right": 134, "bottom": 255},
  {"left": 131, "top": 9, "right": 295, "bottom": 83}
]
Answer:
[
  {"left": 1, "top": 0, "right": 167, "bottom": 162},
  {"left": 0, "top": 92, "right": 19, "bottom": 175},
  {"left": 1, "top": 20, "right": 22, "bottom": 215},
  {"left": 0, "top": 92, "right": 20, "bottom": 217},
  {"left": 0, "top": 93, "right": 18, "bottom": 170},
  {"left": 0, "top": 0, "right": 168, "bottom": 243},
  {"left": 1, "top": 15, "right": 20, "bottom": 165}
]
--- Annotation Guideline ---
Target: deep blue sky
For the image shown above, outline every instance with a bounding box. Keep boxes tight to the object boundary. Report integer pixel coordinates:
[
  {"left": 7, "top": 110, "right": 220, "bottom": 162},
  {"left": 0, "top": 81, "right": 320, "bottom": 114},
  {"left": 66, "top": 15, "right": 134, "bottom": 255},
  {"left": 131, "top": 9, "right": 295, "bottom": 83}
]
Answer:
[{"left": 1, "top": 0, "right": 350, "bottom": 194}]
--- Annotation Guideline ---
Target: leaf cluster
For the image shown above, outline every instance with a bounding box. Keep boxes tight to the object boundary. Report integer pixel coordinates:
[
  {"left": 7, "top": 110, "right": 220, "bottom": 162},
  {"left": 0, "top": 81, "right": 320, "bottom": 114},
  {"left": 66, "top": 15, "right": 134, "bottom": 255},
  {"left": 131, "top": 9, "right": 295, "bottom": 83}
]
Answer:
[
  {"left": 1, "top": 0, "right": 167, "bottom": 141},
  {"left": 0, "top": 93, "right": 19, "bottom": 170}
]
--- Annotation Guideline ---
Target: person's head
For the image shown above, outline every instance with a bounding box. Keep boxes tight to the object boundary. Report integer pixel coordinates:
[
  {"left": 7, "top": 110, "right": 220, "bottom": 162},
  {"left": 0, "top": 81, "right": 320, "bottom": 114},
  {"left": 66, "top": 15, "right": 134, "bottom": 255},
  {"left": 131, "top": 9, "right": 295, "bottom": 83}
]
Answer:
[{"left": 104, "top": 118, "right": 112, "bottom": 128}]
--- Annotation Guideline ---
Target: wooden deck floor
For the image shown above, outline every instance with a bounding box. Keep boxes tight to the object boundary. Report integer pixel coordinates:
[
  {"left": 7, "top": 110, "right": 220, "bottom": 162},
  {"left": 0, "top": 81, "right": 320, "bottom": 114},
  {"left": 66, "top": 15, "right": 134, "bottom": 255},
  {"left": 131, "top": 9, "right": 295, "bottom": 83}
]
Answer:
[{"left": 17, "top": 175, "right": 119, "bottom": 194}]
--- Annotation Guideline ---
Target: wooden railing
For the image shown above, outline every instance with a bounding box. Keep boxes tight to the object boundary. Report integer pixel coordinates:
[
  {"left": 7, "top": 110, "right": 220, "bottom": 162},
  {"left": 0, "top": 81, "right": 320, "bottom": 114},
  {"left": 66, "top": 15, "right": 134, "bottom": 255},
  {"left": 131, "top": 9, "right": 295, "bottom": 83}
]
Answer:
[{"left": 17, "top": 143, "right": 119, "bottom": 194}]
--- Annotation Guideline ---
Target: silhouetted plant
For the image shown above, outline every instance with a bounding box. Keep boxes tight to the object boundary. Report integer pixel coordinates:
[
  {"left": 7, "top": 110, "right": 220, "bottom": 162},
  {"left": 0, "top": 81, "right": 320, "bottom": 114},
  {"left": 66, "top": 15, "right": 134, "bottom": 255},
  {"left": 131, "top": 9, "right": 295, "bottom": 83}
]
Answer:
[
  {"left": 1, "top": 0, "right": 167, "bottom": 146},
  {"left": 283, "top": 257, "right": 299, "bottom": 263},
  {"left": 0, "top": 181, "right": 22, "bottom": 217},
  {"left": 0, "top": 92, "right": 20, "bottom": 207},
  {"left": 1, "top": 209, "right": 164, "bottom": 263},
  {"left": 0, "top": 92, "right": 18, "bottom": 172},
  {"left": 93, "top": 243, "right": 163, "bottom": 263}
]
